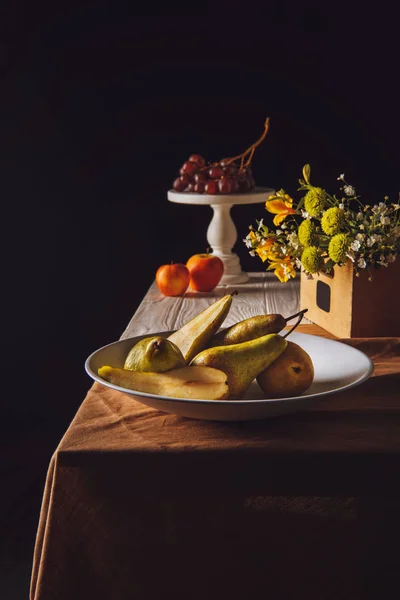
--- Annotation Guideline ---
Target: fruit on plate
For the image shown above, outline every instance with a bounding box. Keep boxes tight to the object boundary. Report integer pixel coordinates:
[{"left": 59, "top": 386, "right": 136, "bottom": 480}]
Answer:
[
  {"left": 209, "top": 314, "right": 286, "bottom": 347},
  {"left": 168, "top": 293, "right": 234, "bottom": 364},
  {"left": 171, "top": 118, "right": 270, "bottom": 195},
  {"left": 256, "top": 341, "right": 314, "bottom": 398},
  {"left": 186, "top": 251, "right": 224, "bottom": 292},
  {"left": 98, "top": 365, "right": 229, "bottom": 400},
  {"left": 190, "top": 333, "right": 287, "bottom": 399},
  {"left": 208, "top": 309, "right": 308, "bottom": 347},
  {"left": 155, "top": 262, "right": 190, "bottom": 297},
  {"left": 124, "top": 336, "right": 185, "bottom": 373}
]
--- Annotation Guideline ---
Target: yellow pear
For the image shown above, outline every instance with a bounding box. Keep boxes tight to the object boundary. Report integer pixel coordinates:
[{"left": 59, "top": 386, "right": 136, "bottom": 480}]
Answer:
[
  {"left": 256, "top": 341, "right": 314, "bottom": 398},
  {"left": 208, "top": 309, "right": 309, "bottom": 347},
  {"left": 167, "top": 293, "right": 234, "bottom": 364},
  {"left": 98, "top": 365, "right": 229, "bottom": 400},
  {"left": 124, "top": 336, "right": 185, "bottom": 372},
  {"left": 190, "top": 333, "right": 287, "bottom": 399},
  {"left": 208, "top": 314, "right": 286, "bottom": 347}
]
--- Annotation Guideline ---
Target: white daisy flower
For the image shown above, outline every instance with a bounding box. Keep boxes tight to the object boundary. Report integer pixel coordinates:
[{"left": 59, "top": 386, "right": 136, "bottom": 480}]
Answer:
[
  {"left": 356, "top": 212, "right": 364, "bottom": 221},
  {"left": 344, "top": 185, "right": 355, "bottom": 196},
  {"left": 339, "top": 203, "right": 344, "bottom": 209},
  {"left": 387, "top": 253, "right": 396, "bottom": 263},
  {"left": 372, "top": 202, "right": 387, "bottom": 215},
  {"left": 351, "top": 240, "right": 361, "bottom": 251},
  {"left": 287, "top": 232, "right": 300, "bottom": 249},
  {"left": 301, "top": 209, "right": 311, "bottom": 219},
  {"left": 356, "top": 233, "right": 365, "bottom": 242},
  {"left": 380, "top": 216, "right": 390, "bottom": 226},
  {"left": 337, "top": 174, "right": 345, "bottom": 181},
  {"left": 357, "top": 258, "right": 367, "bottom": 268}
]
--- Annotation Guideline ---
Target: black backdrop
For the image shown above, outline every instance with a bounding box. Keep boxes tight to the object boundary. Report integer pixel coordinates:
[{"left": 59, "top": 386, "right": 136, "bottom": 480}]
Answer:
[
  {"left": 1, "top": 7, "right": 399, "bottom": 595},
  {"left": 2, "top": 6, "right": 399, "bottom": 429}
]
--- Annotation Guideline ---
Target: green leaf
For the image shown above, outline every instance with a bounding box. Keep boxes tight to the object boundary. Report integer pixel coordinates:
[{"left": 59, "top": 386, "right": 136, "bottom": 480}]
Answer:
[
  {"left": 302, "top": 164, "right": 311, "bottom": 185},
  {"left": 324, "top": 259, "right": 336, "bottom": 272}
]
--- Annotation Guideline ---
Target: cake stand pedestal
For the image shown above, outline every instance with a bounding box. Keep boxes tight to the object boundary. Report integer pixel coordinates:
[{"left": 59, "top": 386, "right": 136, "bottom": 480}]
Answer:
[{"left": 168, "top": 187, "right": 274, "bottom": 285}]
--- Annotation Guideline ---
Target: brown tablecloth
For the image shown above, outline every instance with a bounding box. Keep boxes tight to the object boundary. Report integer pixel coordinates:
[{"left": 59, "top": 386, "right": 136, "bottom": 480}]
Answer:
[{"left": 30, "top": 328, "right": 400, "bottom": 600}]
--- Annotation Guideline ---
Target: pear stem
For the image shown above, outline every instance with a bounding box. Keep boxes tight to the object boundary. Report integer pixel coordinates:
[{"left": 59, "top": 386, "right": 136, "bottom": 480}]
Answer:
[
  {"left": 284, "top": 308, "right": 308, "bottom": 323},
  {"left": 282, "top": 309, "right": 308, "bottom": 339}
]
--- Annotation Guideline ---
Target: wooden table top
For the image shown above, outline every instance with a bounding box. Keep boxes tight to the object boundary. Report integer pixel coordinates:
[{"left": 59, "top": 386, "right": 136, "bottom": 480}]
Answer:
[{"left": 121, "top": 272, "right": 313, "bottom": 339}]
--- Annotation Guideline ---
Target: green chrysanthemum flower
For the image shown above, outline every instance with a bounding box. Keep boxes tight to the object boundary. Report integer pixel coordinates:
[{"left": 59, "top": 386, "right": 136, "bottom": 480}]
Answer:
[
  {"left": 298, "top": 219, "right": 315, "bottom": 247},
  {"left": 301, "top": 246, "right": 324, "bottom": 274},
  {"left": 321, "top": 207, "right": 345, "bottom": 235},
  {"left": 328, "top": 233, "right": 349, "bottom": 263},
  {"left": 304, "top": 187, "right": 327, "bottom": 217}
]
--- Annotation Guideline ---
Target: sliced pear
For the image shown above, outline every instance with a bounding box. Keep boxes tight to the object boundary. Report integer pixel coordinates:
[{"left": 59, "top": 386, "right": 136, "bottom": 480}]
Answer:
[
  {"left": 167, "top": 293, "right": 235, "bottom": 364},
  {"left": 98, "top": 365, "right": 229, "bottom": 400}
]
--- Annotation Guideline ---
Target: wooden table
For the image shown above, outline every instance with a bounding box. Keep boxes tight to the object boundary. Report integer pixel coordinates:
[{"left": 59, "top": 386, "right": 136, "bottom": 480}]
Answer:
[
  {"left": 121, "top": 272, "right": 308, "bottom": 339},
  {"left": 30, "top": 273, "right": 400, "bottom": 600}
]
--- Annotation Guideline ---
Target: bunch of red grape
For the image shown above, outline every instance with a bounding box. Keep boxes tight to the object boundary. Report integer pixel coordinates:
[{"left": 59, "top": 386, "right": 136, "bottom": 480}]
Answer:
[{"left": 172, "top": 154, "right": 256, "bottom": 195}]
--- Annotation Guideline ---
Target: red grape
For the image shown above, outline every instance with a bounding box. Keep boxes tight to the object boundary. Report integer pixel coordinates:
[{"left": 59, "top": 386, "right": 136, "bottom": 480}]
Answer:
[
  {"left": 204, "top": 180, "right": 219, "bottom": 195},
  {"left": 222, "top": 164, "right": 237, "bottom": 176},
  {"left": 180, "top": 161, "right": 199, "bottom": 176},
  {"left": 218, "top": 178, "right": 234, "bottom": 194},
  {"left": 194, "top": 172, "right": 207, "bottom": 184},
  {"left": 189, "top": 154, "right": 206, "bottom": 168},
  {"left": 208, "top": 165, "right": 224, "bottom": 179},
  {"left": 231, "top": 177, "right": 240, "bottom": 193},
  {"left": 173, "top": 153, "right": 256, "bottom": 194},
  {"left": 179, "top": 174, "right": 191, "bottom": 186},
  {"left": 173, "top": 177, "right": 187, "bottom": 192},
  {"left": 194, "top": 181, "right": 205, "bottom": 193}
]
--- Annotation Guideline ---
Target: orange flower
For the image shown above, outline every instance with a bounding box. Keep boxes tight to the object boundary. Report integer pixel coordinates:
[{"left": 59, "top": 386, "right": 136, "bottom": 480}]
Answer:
[
  {"left": 255, "top": 237, "right": 276, "bottom": 262},
  {"left": 268, "top": 256, "right": 297, "bottom": 283},
  {"left": 266, "top": 194, "right": 296, "bottom": 226}
]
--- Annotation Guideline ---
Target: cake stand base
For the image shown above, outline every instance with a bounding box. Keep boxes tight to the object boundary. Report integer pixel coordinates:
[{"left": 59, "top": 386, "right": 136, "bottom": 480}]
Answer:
[
  {"left": 168, "top": 187, "right": 274, "bottom": 285},
  {"left": 211, "top": 252, "right": 249, "bottom": 284}
]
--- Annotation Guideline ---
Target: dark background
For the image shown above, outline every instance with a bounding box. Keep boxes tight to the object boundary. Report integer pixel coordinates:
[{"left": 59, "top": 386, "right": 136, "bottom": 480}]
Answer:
[{"left": 1, "top": 4, "right": 399, "bottom": 597}]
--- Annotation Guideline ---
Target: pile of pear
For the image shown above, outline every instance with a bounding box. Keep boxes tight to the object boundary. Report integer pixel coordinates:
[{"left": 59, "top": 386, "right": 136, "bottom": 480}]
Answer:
[{"left": 98, "top": 293, "right": 314, "bottom": 401}]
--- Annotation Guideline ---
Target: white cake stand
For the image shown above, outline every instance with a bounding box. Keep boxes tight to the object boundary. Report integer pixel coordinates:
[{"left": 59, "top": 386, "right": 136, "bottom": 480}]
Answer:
[{"left": 168, "top": 186, "right": 274, "bottom": 284}]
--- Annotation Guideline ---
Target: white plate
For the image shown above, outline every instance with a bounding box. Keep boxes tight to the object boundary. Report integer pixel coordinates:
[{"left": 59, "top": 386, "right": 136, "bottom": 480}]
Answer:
[{"left": 85, "top": 332, "right": 374, "bottom": 421}]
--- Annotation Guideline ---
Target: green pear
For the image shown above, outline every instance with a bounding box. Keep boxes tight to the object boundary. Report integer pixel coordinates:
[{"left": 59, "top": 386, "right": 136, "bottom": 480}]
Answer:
[
  {"left": 190, "top": 333, "right": 288, "bottom": 399},
  {"left": 208, "top": 314, "right": 286, "bottom": 347},
  {"left": 124, "top": 336, "right": 185, "bottom": 372},
  {"left": 167, "top": 293, "right": 234, "bottom": 364}
]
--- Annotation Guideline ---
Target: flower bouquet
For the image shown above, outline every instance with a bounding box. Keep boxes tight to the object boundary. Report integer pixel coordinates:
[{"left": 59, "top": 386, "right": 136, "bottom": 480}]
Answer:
[{"left": 244, "top": 165, "right": 400, "bottom": 337}]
